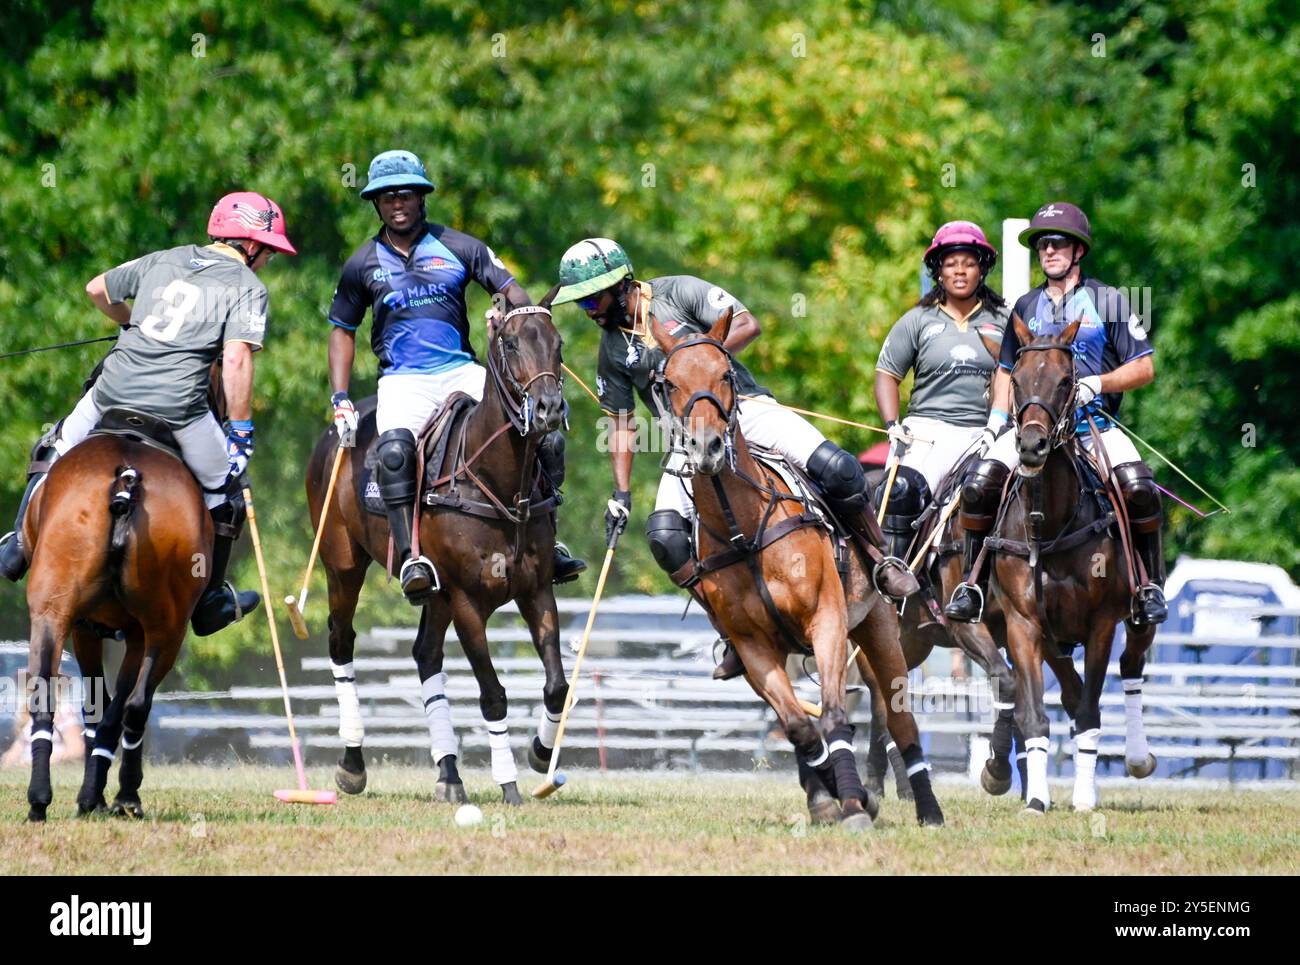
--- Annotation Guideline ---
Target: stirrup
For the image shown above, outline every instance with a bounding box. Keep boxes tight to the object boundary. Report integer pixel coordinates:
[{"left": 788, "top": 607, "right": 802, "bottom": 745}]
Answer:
[
  {"left": 400, "top": 556, "right": 441, "bottom": 601},
  {"left": 225, "top": 581, "right": 244, "bottom": 623},
  {"left": 945, "top": 582, "right": 985, "bottom": 623},
  {"left": 871, "top": 555, "right": 916, "bottom": 602}
]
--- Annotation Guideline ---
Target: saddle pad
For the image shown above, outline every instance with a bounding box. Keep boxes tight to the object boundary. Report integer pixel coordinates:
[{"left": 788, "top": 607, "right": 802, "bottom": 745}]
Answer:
[
  {"left": 356, "top": 392, "right": 478, "bottom": 517},
  {"left": 748, "top": 445, "right": 831, "bottom": 529}
]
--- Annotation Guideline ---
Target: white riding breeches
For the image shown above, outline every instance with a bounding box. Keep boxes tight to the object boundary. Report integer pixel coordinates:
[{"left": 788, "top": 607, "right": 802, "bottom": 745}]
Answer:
[
  {"left": 376, "top": 364, "right": 487, "bottom": 436},
  {"left": 56, "top": 390, "right": 231, "bottom": 509},
  {"left": 655, "top": 395, "right": 828, "bottom": 517},
  {"left": 983, "top": 421, "right": 1143, "bottom": 472},
  {"left": 898, "top": 416, "right": 984, "bottom": 496}
]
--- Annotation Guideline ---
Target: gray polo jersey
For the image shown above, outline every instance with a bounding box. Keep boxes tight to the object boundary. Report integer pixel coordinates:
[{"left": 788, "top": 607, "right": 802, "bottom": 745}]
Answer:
[
  {"left": 93, "top": 245, "right": 268, "bottom": 425},
  {"left": 876, "top": 302, "right": 1008, "bottom": 427},
  {"left": 595, "top": 275, "right": 769, "bottom": 416}
]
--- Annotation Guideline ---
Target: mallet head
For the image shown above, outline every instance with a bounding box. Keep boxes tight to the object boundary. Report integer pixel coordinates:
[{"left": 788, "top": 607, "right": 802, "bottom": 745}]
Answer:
[
  {"left": 284, "top": 595, "right": 309, "bottom": 640},
  {"left": 531, "top": 773, "right": 566, "bottom": 799}
]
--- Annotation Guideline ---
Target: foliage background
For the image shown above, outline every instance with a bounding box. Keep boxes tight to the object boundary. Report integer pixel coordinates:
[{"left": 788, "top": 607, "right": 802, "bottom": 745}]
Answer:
[{"left": 1, "top": 0, "right": 1295, "bottom": 681}]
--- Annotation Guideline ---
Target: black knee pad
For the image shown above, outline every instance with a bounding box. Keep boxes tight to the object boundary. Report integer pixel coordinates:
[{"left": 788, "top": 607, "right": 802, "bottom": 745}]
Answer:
[
  {"left": 538, "top": 430, "right": 566, "bottom": 488},
  {"left": 808, "top": 441, "right": 867, "bottom": 514},
  {"left": 210, "top": 491, "right": 247, "bottom": 540},
  {"left": 376, "top": 428, "right": 417, "bottom": 503},
  {"left": 1113, "top": 461, "right": 1161, "bottom": 529},
  {"left": 646, "top": 510, "right": 693, "bottom": 575},
  {"left": 958, "top": 459, "right": 1009, "bottom": 531},
  {"left": 878, "top": 465, "right": 929, "bottom": 521}
]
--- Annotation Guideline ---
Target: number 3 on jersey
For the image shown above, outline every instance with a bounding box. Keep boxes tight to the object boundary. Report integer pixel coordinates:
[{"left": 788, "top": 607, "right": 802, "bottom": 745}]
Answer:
[{"left": 140, "top": 279, "right": 201, "bottom": 342}]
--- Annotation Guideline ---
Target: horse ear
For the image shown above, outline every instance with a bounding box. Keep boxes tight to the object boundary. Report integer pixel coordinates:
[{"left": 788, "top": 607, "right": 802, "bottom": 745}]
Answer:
[
  {"left": 539, "top": 284, "right": 561, "bottom": 310},
  {"left": 649, "top": 311, "right": 675, "bottom": 353},
  {"left": 1012, "top": 311, "right": 1033, "bottom": 346},
  {"left": 1061, "top": 317, "right": 1083, "bottom": 344},
  {"left": 708, "top": 305, "right": 734, "bottom": 345},
  {"left": 978, "top": 327, "right": 1001, "bottom": 360}
]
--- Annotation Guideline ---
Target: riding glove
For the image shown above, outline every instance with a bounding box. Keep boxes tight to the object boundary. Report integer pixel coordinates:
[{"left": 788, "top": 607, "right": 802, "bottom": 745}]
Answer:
[
  {"left": 1075, "top": 375, "right": 1103, "bottom": 408},
  {"left": 226, "top": 421, "right": 254, "bottom": 478},
  {"left": 332, "top": 391, "right": 358, "bottom": 448},
  {"left": 605, "top": 489, "right": 632, "bottom": 544}
]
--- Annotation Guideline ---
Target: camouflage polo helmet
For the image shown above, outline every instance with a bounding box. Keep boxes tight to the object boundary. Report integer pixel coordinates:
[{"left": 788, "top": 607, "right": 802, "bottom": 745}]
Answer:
[{"left": 552, "top": 238, "right": 633, "bottom": 304}]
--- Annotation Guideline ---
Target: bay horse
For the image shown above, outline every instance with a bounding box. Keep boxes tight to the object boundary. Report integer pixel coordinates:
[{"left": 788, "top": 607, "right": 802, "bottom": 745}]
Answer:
[
  {"left": 864, "top": 460, "right": 1024, "bottom": 800},
  {"left": 983, "top": 315, "right": 1156, "bottom": 813},
  {"left": 310, "top": 293, "right": 569, "bottom": 805},
  {"left": 649, "top": 308, "right": 944, "bottom": 829},
  {"left": 20, "top": 422, "right": 213, "bottom": 821}
]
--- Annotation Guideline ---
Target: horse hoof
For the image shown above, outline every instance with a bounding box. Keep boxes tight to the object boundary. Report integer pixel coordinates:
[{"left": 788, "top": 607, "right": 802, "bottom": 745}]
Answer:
[
  {"left": 839, "top": 811, "right": 874, "bottom": 832},
  {"left": 1126, "top": 754, "right": 1157, "bottom": 779},
  {"left": 110, "top": 799, "right": 144, "bottom": 820},
  {"left": 502, "top": 782, "right": 524, "bottom": 806},
  {"left": 434, "top": 781, "right": 469, "bottom": 804},
  {"left": 76, "top": 797, "right": 107, "bottom": 817},
  {"left": 808, "top": 791, "right": 840, "bottom": 826},
  {"left": 335, "top": 764, "right": 368, "bottom": 795},
  {"left": 864, "top": 775, "right": 886, "bottom": 801},
  {"left": 1023, "top": 799, "right": 1047, "bottom": 816},
  {"left": 28, "top": 806, "right": 48, "bottom": 823},
  {"left": 862, "top": 788, "right": 881, "bottom": 822},
  {"left": 981, "top": 762, "right": 1013, "bottom": 796},
  {"left": 527, "top": 737, "right": 553, "bottom": 775}
]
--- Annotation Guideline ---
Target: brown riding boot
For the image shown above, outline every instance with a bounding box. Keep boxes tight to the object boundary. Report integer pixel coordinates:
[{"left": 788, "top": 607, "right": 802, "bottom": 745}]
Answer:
[{"left": 712, "top": 638, "right": 745, "bottom": 680}]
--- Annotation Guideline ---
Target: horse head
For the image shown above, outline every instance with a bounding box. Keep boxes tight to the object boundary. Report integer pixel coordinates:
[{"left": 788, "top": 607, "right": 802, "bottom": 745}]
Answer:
[
  {"left": 650, "top": 305, "right": 737, "bottom": 477},
  {"left": 491, "top": 285, "right": 566, "bottom": 435},
  {"left": 1009, "top": 313, "right": 1082, "bottom": 475}
]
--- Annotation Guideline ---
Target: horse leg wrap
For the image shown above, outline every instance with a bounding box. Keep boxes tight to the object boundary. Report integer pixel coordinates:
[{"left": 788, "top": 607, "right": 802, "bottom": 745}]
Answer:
[
  {"left": 484, "top": 717, "right": 518, "bottom": 786},
  {"left": 1072, "top": 727, "right": 1100, "bottom": 810},
  {"left": 331, "top": 661, "right": 365, "bottom": 747},
  {"left": 537, "top": 705, "right": 561, "bottom": 751},
  {"left": 420, "top": 671, "right": 458, "bottom": 763},
  {"left": 1024, "top": 736, "right": 1051, "bottom": 811},
  {"left": 900, "top": 743, "right": 942, "bottom": 825},
  {"left": 825, "top": 724, "right": 867, "bottom": 803},
  {"left": 1123, "top": 679, "right": 1149, "bottom": 764},
  {"left": 990, "top": 705, "right": 1014, "bottom": 762}
]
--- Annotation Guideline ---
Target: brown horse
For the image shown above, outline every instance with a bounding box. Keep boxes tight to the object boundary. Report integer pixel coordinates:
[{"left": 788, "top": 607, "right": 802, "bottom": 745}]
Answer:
[
  {"left": 864, "top": 462, "right": 1025, "bottom": 799},
  {"left": 649, "top": 308, "right": 944, "bottom": 828},
  {"left": 310, "top": 295, "right": 570, "bottom": 805},
  {"left": 20, "top": 430, "right": 211, "bottom": 821},
  {"left": 986, "top": 316, "right": 1156, "bottom": 813}
]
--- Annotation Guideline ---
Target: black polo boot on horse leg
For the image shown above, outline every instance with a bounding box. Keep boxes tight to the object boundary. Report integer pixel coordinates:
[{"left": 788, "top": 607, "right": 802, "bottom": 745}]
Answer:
[
  {"left": 646, "top": 509, "right": 745, "bottom": 680},
  {"left": 806, "top": 441, "right": 919, "bottom": 601},
  {"left": 1115, "top": 462, "right": 1168, "bottom": 626},
  {"left": 944, "top": 459, "right": 1010, "bottom": 622},
  {"left": 537, "top": 429, "right": 587, "bottom": 584},
  {"left": 377, "top": 428, "right": 438, "bottom": 603},
  {"left": 0, "top": 425, "right": 61, "bottom": 582},
  {"left": 190, "top": 492, "right": 261, "bottom": 636}
]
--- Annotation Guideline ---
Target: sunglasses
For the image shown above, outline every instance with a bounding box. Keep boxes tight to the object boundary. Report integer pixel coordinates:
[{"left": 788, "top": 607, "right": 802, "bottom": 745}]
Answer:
[
  {"left": 378, "top": 189, "right": 420, "bottom": 203},
  {"left": 577, "top": 292, "right": 604, "bottom": 311},
  {"left": 1035, "top": 234, "right": 1073, "bottom": 253}
]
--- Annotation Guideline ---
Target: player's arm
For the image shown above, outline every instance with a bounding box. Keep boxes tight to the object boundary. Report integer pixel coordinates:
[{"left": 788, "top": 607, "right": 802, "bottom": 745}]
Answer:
[
  {"left": 608, "top": 410, "right": 637, "bottom": 491},
  {"left": 329, "top": 326, "right": 356, "bottom": 396},
  {"left": 724, "top": 311, "right": 760, "bottom": 353},
  {"left": 1100, "top": 354, "right": 1154, "bottom": 393},
  {"left": 85, "top": 273, "right": 131, "bottom": 327},
  {"left": 222, "top": 340, "right": 255, "bottom": 423}
]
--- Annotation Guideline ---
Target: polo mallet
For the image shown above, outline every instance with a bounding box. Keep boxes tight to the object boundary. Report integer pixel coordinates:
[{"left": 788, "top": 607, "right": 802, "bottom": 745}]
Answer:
[
  {"left": 876, "top": 436, "right": 905, "bottom": 525},
  {"left": 244, "top": 485, "right": 337, "bottom": 806},
  {"left": 533, "top": 526, "right": 622, "bottom": 799},
  {"left": 284, "top": 444, "right": 346, "bottom": 639},
  {"left": 910, "top": 491, "right": 962, "bottom": 572}
]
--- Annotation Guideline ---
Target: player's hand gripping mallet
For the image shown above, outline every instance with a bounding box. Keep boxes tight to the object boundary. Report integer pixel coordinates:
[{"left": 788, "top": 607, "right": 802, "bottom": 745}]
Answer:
[
  {"left": 244, "top": 484, "right": 337, "bottom": 805},
  {"left": 285, "top": 444, "right": 345, "bottom": 640},
  {"left": 533, "top": 526, "right": 622, "bottom": 799}
]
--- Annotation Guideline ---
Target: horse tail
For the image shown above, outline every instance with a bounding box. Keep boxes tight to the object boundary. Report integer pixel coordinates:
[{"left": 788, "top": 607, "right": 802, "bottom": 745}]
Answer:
[{"left": 108, "top": 464, "right": 140, "bottom": 556}]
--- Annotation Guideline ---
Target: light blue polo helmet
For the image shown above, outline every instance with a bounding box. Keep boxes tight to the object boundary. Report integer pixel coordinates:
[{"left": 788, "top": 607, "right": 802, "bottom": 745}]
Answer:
[{"left": 360, "top": 150, "right": 435, "bottom": 199}]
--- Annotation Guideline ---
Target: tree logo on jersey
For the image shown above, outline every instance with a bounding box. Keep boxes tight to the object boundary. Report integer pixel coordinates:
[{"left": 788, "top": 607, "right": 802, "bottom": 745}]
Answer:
[{"left": 949, "top": 345, "right": 978, "bottom": 363}]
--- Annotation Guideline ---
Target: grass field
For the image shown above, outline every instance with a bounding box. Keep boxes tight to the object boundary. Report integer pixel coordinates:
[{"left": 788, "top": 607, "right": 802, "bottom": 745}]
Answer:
[{"left": 2, "top": 765, "right": 1298, "bottom": 875}]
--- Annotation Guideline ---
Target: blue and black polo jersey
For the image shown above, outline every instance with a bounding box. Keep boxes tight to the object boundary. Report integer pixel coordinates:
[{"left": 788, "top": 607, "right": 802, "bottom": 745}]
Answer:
[
  {"left": 1001, "top": 277, "right": 1153, "bottom": 427},
  {"left": 328, "top": 223, "right": 516, "bottom": 375}
]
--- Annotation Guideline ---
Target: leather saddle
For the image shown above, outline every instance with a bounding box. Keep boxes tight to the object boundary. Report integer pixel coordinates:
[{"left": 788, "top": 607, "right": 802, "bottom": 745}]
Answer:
[
  {"left": 358, "top": 392, "right": 478, "bottom": 516},
  {"left": 89, "top": 407, "right": 184, "bottom": 462}
]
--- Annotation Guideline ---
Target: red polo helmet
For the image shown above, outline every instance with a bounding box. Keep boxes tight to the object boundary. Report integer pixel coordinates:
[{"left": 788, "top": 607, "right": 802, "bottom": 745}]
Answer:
[{"left": 207, "top": 192, "right": 297, "bottom": 255}]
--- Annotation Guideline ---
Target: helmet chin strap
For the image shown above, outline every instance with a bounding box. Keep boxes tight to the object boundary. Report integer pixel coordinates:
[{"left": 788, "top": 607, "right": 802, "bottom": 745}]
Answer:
[{"left": 1043, "top": 242, "right": 1086, "bottom": 281}]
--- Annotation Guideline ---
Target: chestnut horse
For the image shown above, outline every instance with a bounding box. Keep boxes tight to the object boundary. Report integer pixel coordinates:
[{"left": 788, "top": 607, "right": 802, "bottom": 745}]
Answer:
[
  {"left": 649, "top": 308, "right": 943, "bottom": 829},
  {"left": 20, "top": 431, "right": 211, "bottom": 821},
  {"left": 986, "top": 316, "right": 1156, "bottom": 813},
  {"left": 310, "top": 296, "right": 570, "bottom": 805}
]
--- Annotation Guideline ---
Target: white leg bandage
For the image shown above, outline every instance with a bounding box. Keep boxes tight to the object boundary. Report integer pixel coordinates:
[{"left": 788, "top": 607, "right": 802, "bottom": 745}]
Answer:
[
  {"left": 1123, "top": 678, "right": 1150, "bottom": 764},
  {"left": 1025, "top": 736, "right": 1051, "bottom": 810},
  {"left": 485, "top": 717, "right": 518, "bottom": 786},
  {"left": 331, "top": 661, "right": 364, "bottom": 747},
  {"left": 1072, "top": 727, "right": 1100, "bottom": 811},
  {"left": 421, "top": 671, "right": 458, "bottom": 763},
  {"left": 537, "top": 705, "right": 562, "bottom": 750}
]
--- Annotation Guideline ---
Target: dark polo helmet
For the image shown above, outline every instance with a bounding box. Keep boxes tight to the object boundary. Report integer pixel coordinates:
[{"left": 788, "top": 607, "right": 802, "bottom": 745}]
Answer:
[{"left": 1018, "top": 201, "right": 1092, "bottom": 252}]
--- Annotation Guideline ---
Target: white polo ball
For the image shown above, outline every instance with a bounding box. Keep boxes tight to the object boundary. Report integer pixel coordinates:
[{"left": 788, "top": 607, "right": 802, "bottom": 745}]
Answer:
[{"left": 454, "top": 804, "right": 484, "bottom": 827}]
